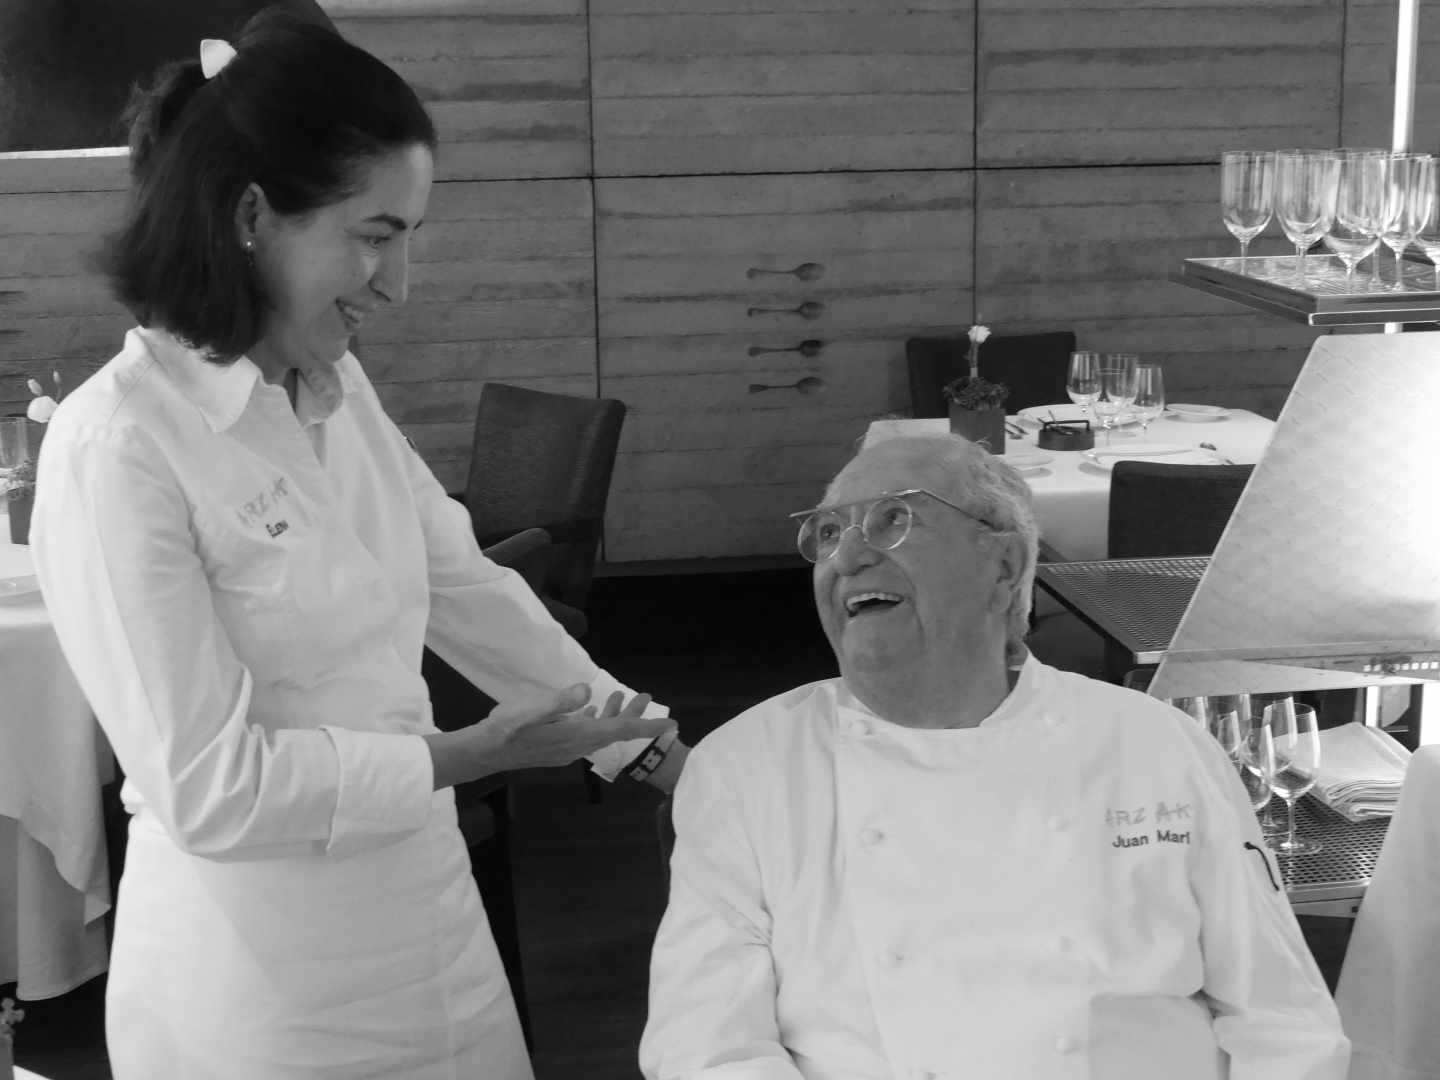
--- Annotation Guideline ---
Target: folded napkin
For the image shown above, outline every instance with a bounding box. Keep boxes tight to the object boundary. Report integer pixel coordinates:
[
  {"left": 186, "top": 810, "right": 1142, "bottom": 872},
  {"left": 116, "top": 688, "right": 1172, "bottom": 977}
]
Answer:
[{"left": 1313, "top": 722, "right": 1411, "bottom": 822}]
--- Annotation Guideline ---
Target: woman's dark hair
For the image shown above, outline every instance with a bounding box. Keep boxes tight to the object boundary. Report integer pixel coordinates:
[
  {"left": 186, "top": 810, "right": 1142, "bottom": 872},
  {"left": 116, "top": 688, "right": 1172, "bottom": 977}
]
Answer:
[{"left": 99, "top": 8, "right": 437, "bottom": 362}]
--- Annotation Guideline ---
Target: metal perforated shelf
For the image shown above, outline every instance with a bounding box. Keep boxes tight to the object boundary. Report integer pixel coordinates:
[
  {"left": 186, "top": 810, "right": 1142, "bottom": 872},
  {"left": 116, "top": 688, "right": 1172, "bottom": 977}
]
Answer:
[
  {"left": 1278, "top": 795, "right": 1390, "bottom": 906},
  {"left": 1034, "top": 556, "right": 1207, "bottom": 664}
]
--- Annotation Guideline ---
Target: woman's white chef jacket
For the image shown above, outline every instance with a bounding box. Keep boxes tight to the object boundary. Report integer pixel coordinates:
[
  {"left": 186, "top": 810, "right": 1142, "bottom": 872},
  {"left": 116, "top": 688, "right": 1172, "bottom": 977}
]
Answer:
[
  {"left": 30, "top": 327, "right": 663, "bottom": 1078},
  {"left": 642, "top": 656, "right": 1348, "bottom": 1080}
]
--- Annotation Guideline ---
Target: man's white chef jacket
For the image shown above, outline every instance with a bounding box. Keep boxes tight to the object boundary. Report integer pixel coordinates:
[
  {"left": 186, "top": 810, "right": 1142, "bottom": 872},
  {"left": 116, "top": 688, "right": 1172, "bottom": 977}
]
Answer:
[
  {"left": 642, "top": 656, "right": 1348, "bottom": 1080},
  {"left": 32, "top": 327, "right": 660, "bottom": 859}
]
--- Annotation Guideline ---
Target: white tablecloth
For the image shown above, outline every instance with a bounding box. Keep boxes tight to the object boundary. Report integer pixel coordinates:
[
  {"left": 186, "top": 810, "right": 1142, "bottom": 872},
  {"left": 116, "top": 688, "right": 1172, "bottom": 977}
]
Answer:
[
  {"left": 863, "top": 408, "right": 1276, "bottom": 560},
  {"left": 0, "top": 527, "right": 112, "bottom": 1000},
  {"left": 1335, "top": 745, "right": 1440, "bottom": 1080}
]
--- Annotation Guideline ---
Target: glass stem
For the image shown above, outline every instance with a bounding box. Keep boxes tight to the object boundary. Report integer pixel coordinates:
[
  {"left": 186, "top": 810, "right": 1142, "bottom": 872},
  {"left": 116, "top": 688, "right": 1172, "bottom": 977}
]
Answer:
[
  {"left": 1295, "top": 243, "right": 1308, "bottom": 288},
  {"left": 1286, "top": 796, "right": 1298, "bottom": 850},
  {"left": 1396, "top": 248, "right": 1406, "bottom": 290},
  {"left": 1238, "top": 237, "right": 1249, "bottom": 267}
]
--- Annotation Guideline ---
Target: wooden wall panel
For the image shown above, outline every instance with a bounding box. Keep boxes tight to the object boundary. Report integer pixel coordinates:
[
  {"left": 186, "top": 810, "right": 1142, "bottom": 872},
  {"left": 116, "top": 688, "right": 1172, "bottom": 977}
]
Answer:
[
  {"left": 334, "top": 3, "right": 591, "bottom": 181},
  {"left": 370, "top": 178, "right": 597, "bottom": 492},
  {"left": 975, "top": 165, "right": 1319, "bottom": 418},
  {"left": 1341, "top": 0, "right": 1440, "bottom": 150},
  {"left": 977, "top": 0, "right": 1344, "bottom": 166},
  {"left": 590, "top": 0, "right": 973, "bottom": 176},
  {"left": 596, "top": 171, "right": 972, "bottom": 561}
]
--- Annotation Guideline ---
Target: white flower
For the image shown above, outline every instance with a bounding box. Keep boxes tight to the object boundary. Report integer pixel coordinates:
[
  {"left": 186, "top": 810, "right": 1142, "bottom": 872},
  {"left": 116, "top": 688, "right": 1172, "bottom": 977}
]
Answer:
[
  {"left": 968, "top": 324, "right": 991, "bottom": 345},
  {"left": 26, "top": 378, "right": 43, "bottom": 396},
  {"left": 27, "top": 395, "right": 57, "bottom": 423}
]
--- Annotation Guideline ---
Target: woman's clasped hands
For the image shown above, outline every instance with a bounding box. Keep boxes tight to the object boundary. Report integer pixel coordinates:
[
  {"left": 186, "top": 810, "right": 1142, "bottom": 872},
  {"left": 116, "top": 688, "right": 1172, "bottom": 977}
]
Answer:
[{"left": 484, "top": 686, "right": 670, "bottom": 773}]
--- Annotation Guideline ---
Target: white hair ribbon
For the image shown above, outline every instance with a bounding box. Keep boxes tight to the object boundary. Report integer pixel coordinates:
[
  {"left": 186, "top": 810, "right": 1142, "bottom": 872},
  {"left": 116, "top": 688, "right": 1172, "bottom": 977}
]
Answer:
[{"left": 199, "top": 38, "right": 238, "bottom": 80}]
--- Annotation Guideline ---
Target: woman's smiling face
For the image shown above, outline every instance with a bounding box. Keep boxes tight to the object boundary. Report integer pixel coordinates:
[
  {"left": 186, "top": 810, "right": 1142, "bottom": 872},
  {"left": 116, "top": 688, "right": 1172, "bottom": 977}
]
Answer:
[{"left": 243, "top": 143, "right": 433, "bottom": 379}]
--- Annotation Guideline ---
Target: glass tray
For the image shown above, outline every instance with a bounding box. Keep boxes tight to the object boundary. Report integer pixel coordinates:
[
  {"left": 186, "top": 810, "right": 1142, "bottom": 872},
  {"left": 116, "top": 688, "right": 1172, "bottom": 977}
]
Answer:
[{"left": 1173, "top": 254, "right": 1440, "bottom": 326}]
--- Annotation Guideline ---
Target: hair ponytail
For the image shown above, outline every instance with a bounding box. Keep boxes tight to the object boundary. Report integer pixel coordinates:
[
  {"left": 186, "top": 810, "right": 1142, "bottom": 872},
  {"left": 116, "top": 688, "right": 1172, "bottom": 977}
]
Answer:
[{"left": 120, "top": 60, "right": 210, "bottom": 180}]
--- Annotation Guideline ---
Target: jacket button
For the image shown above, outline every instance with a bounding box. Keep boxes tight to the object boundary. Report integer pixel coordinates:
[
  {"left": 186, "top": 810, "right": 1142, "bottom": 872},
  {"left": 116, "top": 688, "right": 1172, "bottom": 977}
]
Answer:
[
  {"left": 1047, "top": 815, "right": 1069, "bottom": 832},
  {"left": 1054, "top": 935, "right": 1073, "bottom": 954},
  {"left": 1044, "top": 714, "right": 1063, "bottom": 730},
  {"left": 878, "top": 949, "right": 903, "bottom": 970},
  {"left": 850, "top": 718, "right": 871, "bottom": 737},
  {"left": 1054, "top": 1035, "right": 1079, "bottom": 1054},
  {"left": 860, "top": 827, "right": 885, "bottom": 847}
]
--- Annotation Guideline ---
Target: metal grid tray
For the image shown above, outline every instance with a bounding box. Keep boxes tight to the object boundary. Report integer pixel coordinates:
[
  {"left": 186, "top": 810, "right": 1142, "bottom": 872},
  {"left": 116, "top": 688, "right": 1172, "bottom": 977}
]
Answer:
[
  {"left": 1034, "top": 556, "right": 1207, "bottom": 664},
  {"left": 1278, "top": 795, "right": 1390, "bottom": 907},
  {"left": 1174, "top": 255, "right": 1440, "bottom": 326}
]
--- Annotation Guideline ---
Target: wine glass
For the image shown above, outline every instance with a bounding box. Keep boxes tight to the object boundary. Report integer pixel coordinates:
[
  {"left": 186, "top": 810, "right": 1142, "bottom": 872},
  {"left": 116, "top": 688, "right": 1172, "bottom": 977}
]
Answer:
[
  {"left": 1224, "top": 694, "right": 1284, "bottom": 835},
  {"left": 1066, "top": 351, "right": 1101, "bottom": 419},
  {"left": 1274, "top": 149, "right": 1340, "bottom": 288},
  {"left": 1130, "top": 361, "right": 1165, "bottom": 439},
  {"left": 0, "top": 417, "right": 28, "bottom": 487},
  {"left": 1377, "top": 153, "right": 1435, "bottom": 290},
  {"left": 1093, "top": 354, "right": 1136, "bottom": 446},
  {"left": 1260, "top": 701, "right": 1322, "bottom": 856},
  {"left": 1221, "top": 150, "right": 1275, "bottom": 267},
  {"left": 1410, "top": 160, "right": 1440, "bottom": 291},
  {"left": 1323, "top": 149, "right": 1385, "bottom": 291}
]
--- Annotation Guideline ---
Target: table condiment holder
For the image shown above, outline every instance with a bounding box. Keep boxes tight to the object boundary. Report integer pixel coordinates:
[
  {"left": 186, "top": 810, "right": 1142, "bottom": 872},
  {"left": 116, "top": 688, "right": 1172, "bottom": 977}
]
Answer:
[{"left": 1036, "top": 419, "right": 1095, "bottom": 451}]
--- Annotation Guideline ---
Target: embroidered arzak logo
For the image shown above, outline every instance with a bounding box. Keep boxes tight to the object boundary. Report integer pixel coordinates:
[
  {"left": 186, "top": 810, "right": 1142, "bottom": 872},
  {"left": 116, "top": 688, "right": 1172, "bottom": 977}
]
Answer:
[{"left": 234, "top": 476, "right": 291, "bottom": 531}]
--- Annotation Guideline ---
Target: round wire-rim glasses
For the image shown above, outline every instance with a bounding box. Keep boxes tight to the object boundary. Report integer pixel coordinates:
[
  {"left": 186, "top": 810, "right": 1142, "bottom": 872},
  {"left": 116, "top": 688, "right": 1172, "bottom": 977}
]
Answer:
[{"left": 789, "top": 488, "right": 998, "bottom": 563}]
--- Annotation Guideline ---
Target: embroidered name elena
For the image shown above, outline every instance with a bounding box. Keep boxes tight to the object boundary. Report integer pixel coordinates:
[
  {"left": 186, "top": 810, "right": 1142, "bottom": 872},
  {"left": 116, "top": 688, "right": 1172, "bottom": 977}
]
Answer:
[{"left": 234, "top": 476, "right": 291, "bottom": 531}]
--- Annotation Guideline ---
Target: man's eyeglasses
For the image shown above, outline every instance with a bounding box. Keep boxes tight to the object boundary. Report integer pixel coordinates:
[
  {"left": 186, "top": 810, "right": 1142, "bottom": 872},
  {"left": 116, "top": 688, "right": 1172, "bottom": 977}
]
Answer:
[{"left": 788, "top": 488, "right": 997, "bottom": 564}]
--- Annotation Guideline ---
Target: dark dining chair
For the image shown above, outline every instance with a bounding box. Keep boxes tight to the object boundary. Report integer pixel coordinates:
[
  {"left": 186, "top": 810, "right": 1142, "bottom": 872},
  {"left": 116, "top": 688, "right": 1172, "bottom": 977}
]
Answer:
[
  {"left": 906, "top": 330, "right": 1077, "bottom": 418},
  {"left": 1107, "top": 459, "right": 1256, "bottom": 559},
  {"left": 463, "top": 383, "right": 627, "bottom": 641}
]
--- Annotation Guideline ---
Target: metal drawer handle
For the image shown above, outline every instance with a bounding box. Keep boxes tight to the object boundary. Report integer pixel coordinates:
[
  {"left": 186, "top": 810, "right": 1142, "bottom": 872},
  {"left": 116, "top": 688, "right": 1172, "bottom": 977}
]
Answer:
[
  {"left": 746, "top": 262, "right": 825, "bottom": 282},
  {"left": 747, "top": 301, "right": 826, "bottom": 320},
  {"left": 748, "top": 376, "right": 825, "bottom": 395},
  {"left": 747, "top": 339, "right": 825, "bottom": 358}
]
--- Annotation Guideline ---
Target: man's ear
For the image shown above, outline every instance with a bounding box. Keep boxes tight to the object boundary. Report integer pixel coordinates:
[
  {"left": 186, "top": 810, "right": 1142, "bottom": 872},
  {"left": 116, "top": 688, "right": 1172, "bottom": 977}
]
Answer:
[{"left": 988, "top": 533, "right": 1027, "bottom": 615}]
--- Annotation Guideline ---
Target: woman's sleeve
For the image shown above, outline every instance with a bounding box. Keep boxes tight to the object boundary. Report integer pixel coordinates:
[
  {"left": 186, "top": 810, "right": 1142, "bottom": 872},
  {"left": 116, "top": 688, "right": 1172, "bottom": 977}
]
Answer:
[
  {"left": 640, "top": 741, "right": 804, "bottom": 1080},
  {"left": 31, "top": 421, "right": 433, "bottom": 861},
  {"left": 398, "top": 430, "right": 666, "bottom": 781},
  {"left": 1177, "top": 717, "right": 1351, "bottom": 1080}
]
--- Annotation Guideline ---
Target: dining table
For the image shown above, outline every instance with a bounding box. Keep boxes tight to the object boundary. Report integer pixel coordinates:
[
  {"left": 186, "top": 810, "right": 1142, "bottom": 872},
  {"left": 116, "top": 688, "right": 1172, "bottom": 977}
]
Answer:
[
  {"left": 0, "top": 519, "right": 113, "bottom": 1001},
  {"left": 1334, "top": 744, "right": 1440, "bottom": 1080},
  {"left": 863, "top": 405, "right": 1277, "bottom": 561}
]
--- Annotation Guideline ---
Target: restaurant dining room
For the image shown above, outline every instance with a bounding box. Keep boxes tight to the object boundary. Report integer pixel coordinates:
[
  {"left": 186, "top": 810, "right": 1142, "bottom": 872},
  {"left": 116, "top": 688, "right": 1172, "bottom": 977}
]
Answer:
[{"left": 3, "top": 0, "right": 1440, "bottom": 1078}]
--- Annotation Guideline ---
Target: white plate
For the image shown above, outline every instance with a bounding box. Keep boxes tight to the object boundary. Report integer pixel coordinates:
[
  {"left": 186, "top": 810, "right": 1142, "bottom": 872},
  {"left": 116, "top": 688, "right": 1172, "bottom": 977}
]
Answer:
[
  {"left": 1002, "top": 451, "right": 1053, "bottom": 474},
  {"left": 1167, "top": 403, "right": 1230, "bottom": 422},
  {"left": 0, "top": 574, "right": 41, "bottom": 602},
  {"left": 1017, "top": 403, "right": 1138, "bottom": 427},
  {"left": 1081, "top": 444, "right": 1222, "bottom": 471}
]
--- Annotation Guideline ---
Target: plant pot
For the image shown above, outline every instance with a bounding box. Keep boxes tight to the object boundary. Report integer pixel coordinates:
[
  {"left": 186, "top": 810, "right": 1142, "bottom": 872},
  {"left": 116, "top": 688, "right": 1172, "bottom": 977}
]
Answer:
[
  {"left": 7, "top": 490, "right": 32, "bottom": 545},
  {"left": 947, "top": 402, "right": 1006, "bottom": 453}
]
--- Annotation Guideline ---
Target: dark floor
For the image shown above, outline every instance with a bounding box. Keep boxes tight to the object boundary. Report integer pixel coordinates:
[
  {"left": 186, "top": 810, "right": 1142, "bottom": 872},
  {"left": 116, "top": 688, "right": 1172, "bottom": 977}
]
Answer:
[{"left": 8, "top": 568, "right": 1353, "bottom": 1080}]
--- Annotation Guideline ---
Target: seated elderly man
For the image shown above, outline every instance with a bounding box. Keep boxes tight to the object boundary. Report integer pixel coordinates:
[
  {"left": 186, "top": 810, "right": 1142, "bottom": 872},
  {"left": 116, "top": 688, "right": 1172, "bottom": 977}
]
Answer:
[{"left": 640, "top": 435, "right": 1348, "bottom": 1080}]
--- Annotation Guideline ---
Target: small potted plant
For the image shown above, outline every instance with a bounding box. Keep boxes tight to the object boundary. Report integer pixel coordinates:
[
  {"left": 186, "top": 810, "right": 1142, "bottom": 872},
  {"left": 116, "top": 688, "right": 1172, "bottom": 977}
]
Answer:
[
  {"left": 0, "top": 997, "right": 25, "bottom": 1080},
  {"left": 5, "top": 372, "right": 62, "bottom": 545},
  {"left": 941, "top": 322, "right": 1009, "bottom": 452}
]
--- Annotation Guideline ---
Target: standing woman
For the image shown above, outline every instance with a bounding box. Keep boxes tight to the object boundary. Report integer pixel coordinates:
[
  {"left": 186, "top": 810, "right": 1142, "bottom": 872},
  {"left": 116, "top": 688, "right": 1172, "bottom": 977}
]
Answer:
[{"left": 30, "top": 10, "right": 676, "bottom": 1079}]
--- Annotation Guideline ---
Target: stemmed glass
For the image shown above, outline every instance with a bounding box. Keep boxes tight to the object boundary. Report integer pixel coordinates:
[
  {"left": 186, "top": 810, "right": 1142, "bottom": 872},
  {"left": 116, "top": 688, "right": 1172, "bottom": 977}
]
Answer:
[
  {"left": 0, "top": 417, "right": 28, "bottom": 488},
  {"left": 1377, "top": 153, "right": 1435, "bottom": 290},
  {"left": 1066, "top": 351, "right": 1101, "bottom": 420},
  {"left": 1221, "top": 150, "right": 1275, "bottom": 268},
  {"left": 1411, "top": 161, "right": 1440, "bottom": 291},
  {"left": 1323, "top": 149, "right": 1385, "bottom": 291},
  {"left": 1274, "top": 149, "right": 1340, "bottom": 288},
  {"left": 1226, "top": 694, "right": 1283, "bottom": 836},
  {"left": 1260, "top": 701, "right": 1323, "bottom": 856},
  {"left": 1094, "top": 354, "right": 1137, "bottom": 446},
  {"left": 1130, "top": 362, "right": 1165, "bottom": 440}
]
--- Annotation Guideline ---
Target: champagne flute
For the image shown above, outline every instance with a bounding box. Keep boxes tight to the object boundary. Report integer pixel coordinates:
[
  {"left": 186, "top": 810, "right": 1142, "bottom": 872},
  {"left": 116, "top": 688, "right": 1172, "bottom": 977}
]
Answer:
[
  {"left": 1094, "top": 354, "right": 1136, "bottom": 447},
  {"left": 1377, "top": 153, "right": 1434, "bottom": 290},
  {"left": 1066, "top": 351, "right": 1101, "bottom": 420},
  {"left": 1274, "top": 149, "right": 1340, "bottom": 288},
  {"left": 1323, "top": 149, "right": 1385, "bottom": 291},
  {"left": 1221, "top": 150, "right": 1275, "bottom": 268},
  {"left": 1261, "top": 701, "right": 1322, "bottom": 856},
  {"left": 1130, "top": 361, "right": 1165, "bottom": 440}
]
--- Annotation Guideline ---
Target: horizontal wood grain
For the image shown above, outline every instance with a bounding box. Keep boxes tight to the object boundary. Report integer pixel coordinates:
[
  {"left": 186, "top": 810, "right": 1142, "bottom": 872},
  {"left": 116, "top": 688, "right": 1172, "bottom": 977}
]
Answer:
[
  {"left": 1340, "top": 0, "right": 1440, "bottom": 149},
  {"left": 977, "top": 0, "right": 1344, "bottom": 166},
  {"left": 590, "top": 3, "right": 972, "bottom": 175}
]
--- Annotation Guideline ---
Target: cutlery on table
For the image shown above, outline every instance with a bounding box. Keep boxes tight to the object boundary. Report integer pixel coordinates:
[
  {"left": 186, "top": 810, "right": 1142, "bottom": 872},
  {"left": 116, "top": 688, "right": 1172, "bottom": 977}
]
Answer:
[
  {"left": 1004, "top": 421, "right": 1026, "bottom": 438},
  {"left": 1199, "top": 441, "right": 1235, "bottom": 464}
]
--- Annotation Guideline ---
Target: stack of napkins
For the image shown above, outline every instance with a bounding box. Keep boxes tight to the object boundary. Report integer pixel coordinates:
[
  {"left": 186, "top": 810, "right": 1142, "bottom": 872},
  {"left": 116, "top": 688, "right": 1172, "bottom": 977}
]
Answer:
[{"left": 1313, "top": 722, "right": 1412, "bottom": 822}]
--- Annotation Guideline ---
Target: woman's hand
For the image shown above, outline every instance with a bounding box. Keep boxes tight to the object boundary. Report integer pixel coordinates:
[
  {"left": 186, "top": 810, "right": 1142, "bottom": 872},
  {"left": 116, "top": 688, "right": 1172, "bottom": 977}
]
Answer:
[{"left": 425, "top": 685, "right": 673, "bottom": 790}]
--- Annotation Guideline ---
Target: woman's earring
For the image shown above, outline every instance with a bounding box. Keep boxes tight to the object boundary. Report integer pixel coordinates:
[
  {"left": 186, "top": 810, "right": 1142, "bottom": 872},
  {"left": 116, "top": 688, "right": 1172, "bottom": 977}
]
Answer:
[{"left": 243, "top": 238, "right": 255, "bottom": 266}]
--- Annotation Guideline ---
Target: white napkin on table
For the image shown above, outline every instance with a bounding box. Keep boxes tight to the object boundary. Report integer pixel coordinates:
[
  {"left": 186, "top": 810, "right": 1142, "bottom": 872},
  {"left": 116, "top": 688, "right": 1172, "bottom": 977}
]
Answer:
[{"left": 1313, "top": 722, "right": 1411, "bottom": 822}]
